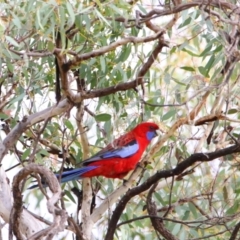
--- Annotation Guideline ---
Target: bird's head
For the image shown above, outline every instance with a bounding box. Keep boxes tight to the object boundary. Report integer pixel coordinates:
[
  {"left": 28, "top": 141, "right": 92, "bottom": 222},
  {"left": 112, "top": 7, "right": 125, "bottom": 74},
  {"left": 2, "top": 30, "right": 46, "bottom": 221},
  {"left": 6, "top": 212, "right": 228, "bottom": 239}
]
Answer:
[{"left": 133, "top": 122, "right": 159, "bottom": 141}]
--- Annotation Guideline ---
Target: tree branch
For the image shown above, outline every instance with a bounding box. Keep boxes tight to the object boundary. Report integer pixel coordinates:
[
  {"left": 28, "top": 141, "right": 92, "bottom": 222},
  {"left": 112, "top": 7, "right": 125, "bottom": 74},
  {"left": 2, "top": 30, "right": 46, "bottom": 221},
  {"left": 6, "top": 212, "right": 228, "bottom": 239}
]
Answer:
[
  {"left": 147, "top": 183, "right": 178, "bottom": 240},
  {"left": 76, "top": 102, "right": 93, "bottom": 240},
  {"left": 0, "top": 99, "right": 72, "bottom": 164},
  {"left": 229, "top": 221, "right": 240, "bottom": 240},
  {"left": 9, "top": 163, "right": 67, "bottom": 240},
  {"left": 64, "top": 30, "right": 166, "bottom": 69},
  {"left": 104, "top": 142, "right": 240, "bottom": 239},
  {"left": 138, "top": 0, "right": 240, "bottom": 19}
]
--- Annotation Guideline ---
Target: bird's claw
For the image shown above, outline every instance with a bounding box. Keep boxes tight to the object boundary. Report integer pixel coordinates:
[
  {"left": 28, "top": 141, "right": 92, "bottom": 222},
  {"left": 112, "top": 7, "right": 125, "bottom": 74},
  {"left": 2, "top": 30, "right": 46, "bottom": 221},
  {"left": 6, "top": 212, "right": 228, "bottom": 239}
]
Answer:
[
  {"left": 136, "top": 163, "right": 146, "bottom": 170},
  {"left": 122, "top": 179, "right": 127, "bottom": 185}
]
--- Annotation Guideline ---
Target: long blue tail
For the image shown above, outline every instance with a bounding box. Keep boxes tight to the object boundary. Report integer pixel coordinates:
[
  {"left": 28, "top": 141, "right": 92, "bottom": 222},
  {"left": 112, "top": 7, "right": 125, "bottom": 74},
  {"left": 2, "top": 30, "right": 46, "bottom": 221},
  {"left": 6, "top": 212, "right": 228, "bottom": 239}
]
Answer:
[
  {"left": 55, "top": 166, "right": 97, "bottom": 183},
  {"left": 29, "top": 166, "right": 98, "bottom": 189}
]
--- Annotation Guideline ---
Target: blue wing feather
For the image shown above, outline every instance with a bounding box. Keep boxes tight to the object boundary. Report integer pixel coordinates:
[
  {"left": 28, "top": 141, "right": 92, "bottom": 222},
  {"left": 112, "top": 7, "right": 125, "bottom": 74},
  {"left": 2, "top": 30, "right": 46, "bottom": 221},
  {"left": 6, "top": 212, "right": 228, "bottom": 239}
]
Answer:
[{"left": 83, "top": 140, "right": 139, "bottom": 165}]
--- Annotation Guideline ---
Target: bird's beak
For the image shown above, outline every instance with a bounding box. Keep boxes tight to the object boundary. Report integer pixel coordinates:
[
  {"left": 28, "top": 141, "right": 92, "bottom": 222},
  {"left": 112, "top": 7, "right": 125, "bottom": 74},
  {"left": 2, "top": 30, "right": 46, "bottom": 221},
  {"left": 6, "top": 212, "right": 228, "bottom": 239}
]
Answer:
[
  {"left": 153, "top": 129, "right": 160, "bottom": 138},
  {"left": 154, "top": 129, "right": 161, "bottom": 138}
]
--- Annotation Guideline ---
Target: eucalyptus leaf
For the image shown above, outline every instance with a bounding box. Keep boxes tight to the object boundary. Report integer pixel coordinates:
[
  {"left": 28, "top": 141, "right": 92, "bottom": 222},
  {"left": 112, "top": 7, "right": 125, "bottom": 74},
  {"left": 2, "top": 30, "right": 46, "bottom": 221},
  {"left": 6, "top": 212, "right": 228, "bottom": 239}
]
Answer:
[{"left": 95, "top": 113, "right": 112, "bottom": 122}]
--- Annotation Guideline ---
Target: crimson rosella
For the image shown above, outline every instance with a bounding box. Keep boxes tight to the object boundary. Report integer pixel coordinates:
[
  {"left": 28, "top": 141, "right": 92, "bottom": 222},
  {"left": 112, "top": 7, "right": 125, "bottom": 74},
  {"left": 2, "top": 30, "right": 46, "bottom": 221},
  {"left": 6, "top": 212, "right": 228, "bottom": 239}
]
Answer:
[{"left": 30, "top": 122, "right": 159, "bottom": 188}]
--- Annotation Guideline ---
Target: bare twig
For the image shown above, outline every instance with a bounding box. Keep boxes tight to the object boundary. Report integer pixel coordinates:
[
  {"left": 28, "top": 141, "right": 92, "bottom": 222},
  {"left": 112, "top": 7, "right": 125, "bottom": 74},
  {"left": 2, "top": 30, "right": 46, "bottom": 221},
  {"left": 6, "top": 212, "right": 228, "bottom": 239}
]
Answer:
[{"left": 0, "top": 99, "right": 72, "bottom": 164}]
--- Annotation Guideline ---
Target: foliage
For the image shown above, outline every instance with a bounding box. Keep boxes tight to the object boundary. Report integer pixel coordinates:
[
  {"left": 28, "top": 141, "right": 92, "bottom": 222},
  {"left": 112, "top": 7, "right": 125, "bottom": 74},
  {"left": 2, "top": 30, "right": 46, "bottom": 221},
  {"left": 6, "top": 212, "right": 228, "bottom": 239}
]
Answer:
[{"left": 0, "top": 0, "right": 240, "bottom": 239}]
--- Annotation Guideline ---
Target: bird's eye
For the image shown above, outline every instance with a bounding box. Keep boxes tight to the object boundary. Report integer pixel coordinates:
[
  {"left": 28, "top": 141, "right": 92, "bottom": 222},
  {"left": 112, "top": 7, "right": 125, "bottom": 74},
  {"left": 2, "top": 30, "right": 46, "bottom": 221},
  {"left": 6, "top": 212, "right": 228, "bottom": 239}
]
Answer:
[{"left": 149, "top": 126, "right": 155, "bottom": 130}]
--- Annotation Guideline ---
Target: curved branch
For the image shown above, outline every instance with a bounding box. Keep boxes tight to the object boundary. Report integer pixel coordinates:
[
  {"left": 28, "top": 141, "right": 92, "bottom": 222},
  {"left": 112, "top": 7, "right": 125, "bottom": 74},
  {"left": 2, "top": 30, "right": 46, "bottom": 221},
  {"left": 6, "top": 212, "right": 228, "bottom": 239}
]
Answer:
[
  {"left": 147, "top": 183, "right": 178, "bottom": 240},
  {"left": 9, "top": 163, "right": 67, "bottom": 240},
  {"left": 71, "top": 39, "right": 167, "bottom": 103},
  {"left": 104, "top": 143, "right": 240, "bottom": 239},
  {"left": 139, "top": 0, "right": 239, "bottom": 19},
  {"left": 91, "top": 91, "right": 210, "bottom": 223},
  {"left": 64, "top": 30, "right": 166, "bottom": 69},
  {"left": 0, "top": 166, "right": 46, "bottom": 239}
]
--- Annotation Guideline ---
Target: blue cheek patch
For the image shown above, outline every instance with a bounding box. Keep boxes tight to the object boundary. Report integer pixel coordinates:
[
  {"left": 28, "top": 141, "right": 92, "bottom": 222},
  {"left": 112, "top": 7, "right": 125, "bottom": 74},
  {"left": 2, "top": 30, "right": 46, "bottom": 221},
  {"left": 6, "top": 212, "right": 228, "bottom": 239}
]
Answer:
[{"left": 146, "top": 131, "right": 157, "bottom": 141}]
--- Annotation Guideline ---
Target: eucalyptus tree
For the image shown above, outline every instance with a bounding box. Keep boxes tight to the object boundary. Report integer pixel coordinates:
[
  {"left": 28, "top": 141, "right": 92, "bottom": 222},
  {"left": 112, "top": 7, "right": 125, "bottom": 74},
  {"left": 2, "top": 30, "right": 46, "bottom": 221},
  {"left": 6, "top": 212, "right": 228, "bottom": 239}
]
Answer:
[{"left": 0, "top": 0, "right": 240, "bottom": 239}]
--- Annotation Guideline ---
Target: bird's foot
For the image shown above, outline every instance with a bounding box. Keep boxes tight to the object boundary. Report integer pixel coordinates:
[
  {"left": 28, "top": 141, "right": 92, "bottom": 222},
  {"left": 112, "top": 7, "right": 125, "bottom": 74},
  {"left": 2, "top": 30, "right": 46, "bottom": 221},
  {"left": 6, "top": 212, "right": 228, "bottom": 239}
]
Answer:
[
  {"left": 136, "top": 163, "right": 146, "bottom": 170},
  {"left": 122, "top": 179, "right": 128, "bottom": 186}
]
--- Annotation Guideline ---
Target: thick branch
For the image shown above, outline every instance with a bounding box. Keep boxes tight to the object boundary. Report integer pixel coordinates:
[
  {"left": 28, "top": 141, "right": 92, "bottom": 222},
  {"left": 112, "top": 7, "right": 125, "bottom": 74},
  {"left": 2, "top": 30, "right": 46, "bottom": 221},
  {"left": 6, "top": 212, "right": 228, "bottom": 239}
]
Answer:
[
  {"left": 229, "top": 221, "right": 240, "bottom": 240},
  {"left": 104, "top": 143, "right": 240, "bottom": 239},
  {"left": 9, "top": 163, "right": 67, "bottom": 240},
  {"left": 91, "top": 91, "right": 210, "bottom": 223},
  {"left": 147, "top": 184, "right": 178, "bottom": 240}
]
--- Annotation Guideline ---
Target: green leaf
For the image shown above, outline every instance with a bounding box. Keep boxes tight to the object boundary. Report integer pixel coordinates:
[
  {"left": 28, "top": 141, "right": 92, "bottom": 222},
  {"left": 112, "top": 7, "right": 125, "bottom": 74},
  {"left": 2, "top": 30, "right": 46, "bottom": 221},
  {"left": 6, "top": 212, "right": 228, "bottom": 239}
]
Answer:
[
  {"left": 47, "top": 41, "right": 55, "bottom": 51},
  {"left": 226, "top": 201, "right": 240, "bottom": 215},
  {"left": 126, "top": 66, "right": 131, "bottom": 78},
  {"left": 95, "top": 113, "right": 111, "bottom": 122},
  {"left": 109, "top": 3, "right": 124, "bottom": 15},
  {"left": 22, "top": 149, "right": 31, "bottom": 160},
  {"left": 12, "top": 15, "right": 22, "bottom": 29},
  {"left": 8, "top": 92, "right": 25, "bottom": 105},
  {"left": 172, "top": 223, "right": 181, "bottom": 235},
  {"left": 175, "top": 89, "right": 181, "bottom": 103},
  {"left": 65, "top": 190, "right": 76, "bottom": 203},
  {"left": 172, "top": 77, "right": 187, "bottom": 86},
  {"left": 137, "top": 4, "right": 148, "bottom": 14},
  {"left": 162, "top": 109, "right": 177, "bottom": 121},
  {"left": 198, "top": 66, "right": 209, "bottom": 77},
  {"left": 228, "top": 109, "right": 238, "bottom": 114},
  {"left": 164, "top": 72, "right": 171, "bottom": 84},
  {"left": 59, "top": 5, "right": 66, "bottom": 28},
  {"left": 66, "top": 2, "right": 75, "bottom": 25},
  {"left": 182, "top": 210, "right": 190, "bottom": 220},
  {"left": 205, "top": 55, "right": 215, "bottom": 73},
  {"left": 64, "top": 119, "right": 74, "bottom": 132},
  {"left": 235, "top": 188, "right": 240, "bottom": 196},
  {"left": 100, "top": 56, "right": 106, "bottom": 73},
  {"left": 213, "top": 45, "right": 222, "bottom": 53},
  {"left": 223, "top": 185, "right": 228, "bottom": 204},
  {"left": 178, "top": 17, "right": 191, "bottom": 29},
  {"left": 36, "top": 8, "right": 44, "bottom": 30},
  {"left": 38, "top": 149, "right": 49, "bottom": 157},
  {"left": 94, "top": 8, "right": 111, "bottom": 27},
  {"left": 41, "top": 5, "right": 55, "bottom": 28},
  {"left": 182, "top": 48, "right": 199, "bottom": 57},
  {"left": 200, "top": 44, "right": 212, "bottom": 56},
  {"left": 188, "top": 202, "right": 198, "bottom": 218},
  {"left": 170, "top": 46, "right": 177, "bottom": 54},
  {"left": 117, "top": 44, "right": 131, "bottom": 62},
  {"left": 0, "top": 113, "right": 10, "bottom": 120},
  {"left": 180, "top": 66, "right": 195, "bottom": 72},
  {"left": 79, "top": 5, "right": 93, "bottom": 14},
  {"left": 5, "top": 36, "right": 19, "bottom": 47}
]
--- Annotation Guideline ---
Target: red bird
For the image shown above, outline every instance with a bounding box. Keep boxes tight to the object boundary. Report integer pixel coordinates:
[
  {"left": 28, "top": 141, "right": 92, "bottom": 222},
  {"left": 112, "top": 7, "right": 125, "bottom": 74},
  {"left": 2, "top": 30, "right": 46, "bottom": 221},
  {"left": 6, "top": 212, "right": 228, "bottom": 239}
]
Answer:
[{"left": 30, "top": 122, "right": 159, "bottom": 188}]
